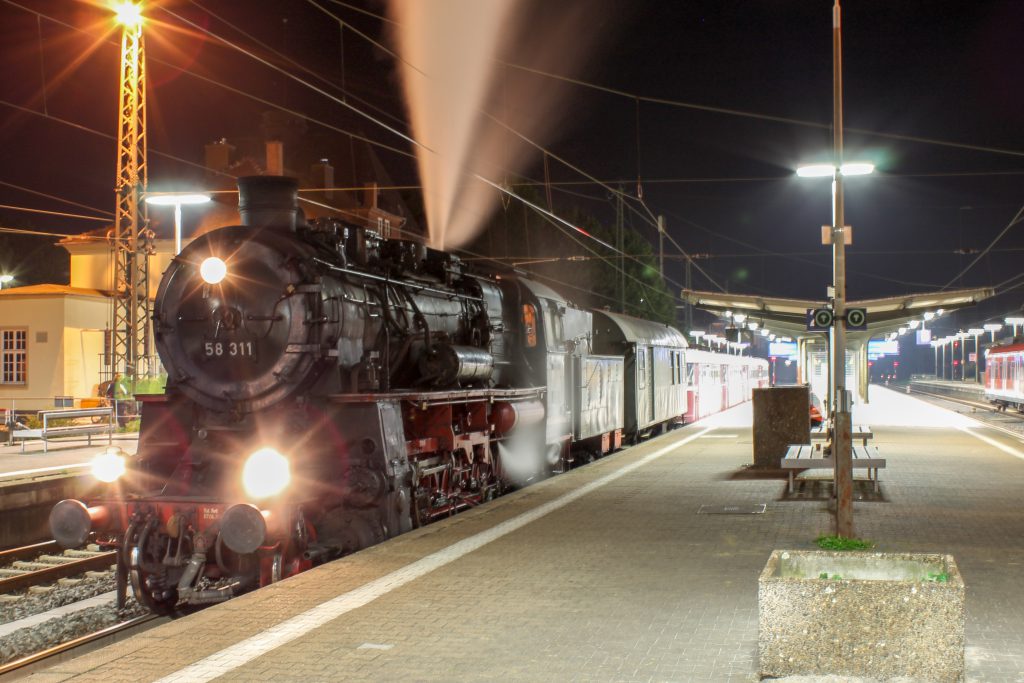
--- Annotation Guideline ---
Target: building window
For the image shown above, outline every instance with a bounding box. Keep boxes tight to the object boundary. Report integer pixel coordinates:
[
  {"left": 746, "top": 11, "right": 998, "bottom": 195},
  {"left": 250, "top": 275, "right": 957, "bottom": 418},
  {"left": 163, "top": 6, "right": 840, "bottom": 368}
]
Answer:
[{"left": 1, "top": 329, "right": 27, "bottom": 385}]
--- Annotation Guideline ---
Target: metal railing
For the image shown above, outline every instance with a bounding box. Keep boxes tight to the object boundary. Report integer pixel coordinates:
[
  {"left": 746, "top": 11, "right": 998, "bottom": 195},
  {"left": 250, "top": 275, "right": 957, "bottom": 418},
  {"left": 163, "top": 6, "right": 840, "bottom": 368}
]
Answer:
[
  {"left": 1, "top": 396, "right": 140, "bottom": 447},
  {"left": 11, "top": 407, "right": 115, "bottom": 453}
]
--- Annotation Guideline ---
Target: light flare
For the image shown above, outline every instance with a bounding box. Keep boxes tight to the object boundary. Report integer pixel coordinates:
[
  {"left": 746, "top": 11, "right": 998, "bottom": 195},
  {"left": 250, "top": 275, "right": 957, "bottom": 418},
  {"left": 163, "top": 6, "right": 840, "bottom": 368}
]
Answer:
[
  {"left": 242, "top": 447, "right": 291, "bottom": 499},
  {"left": 92, "top": 447, "right": 127, "bottom": 483},
  {"left": 200, "top": 256, "right": 227, "bottom": 284}
]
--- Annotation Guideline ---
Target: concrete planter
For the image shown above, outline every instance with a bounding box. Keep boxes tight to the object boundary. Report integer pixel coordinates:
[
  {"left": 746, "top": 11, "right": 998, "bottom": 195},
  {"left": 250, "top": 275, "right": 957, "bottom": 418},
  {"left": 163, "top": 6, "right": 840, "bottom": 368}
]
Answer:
[{"left": 759, "top": 549, "right": 965, "bottom": 681}]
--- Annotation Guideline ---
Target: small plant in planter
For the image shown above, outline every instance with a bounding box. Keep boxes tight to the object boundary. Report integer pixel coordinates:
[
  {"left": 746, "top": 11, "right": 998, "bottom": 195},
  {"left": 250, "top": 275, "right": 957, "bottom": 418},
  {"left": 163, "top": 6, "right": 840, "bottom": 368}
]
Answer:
[{"left": 815, "top": 535, "right": 874, "bottom": 551}]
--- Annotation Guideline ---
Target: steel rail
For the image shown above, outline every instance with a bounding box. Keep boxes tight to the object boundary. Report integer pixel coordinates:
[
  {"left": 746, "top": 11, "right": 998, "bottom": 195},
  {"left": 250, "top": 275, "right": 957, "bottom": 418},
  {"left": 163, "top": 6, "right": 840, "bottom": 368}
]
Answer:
[
  {"left": 0, "top": 541, "right": 59, "bottom": 565},
  {"left": 0, "top": 615, "right": 161, "bottom": 678},
  {"left": 0, "top": 551, "right": 117, "bottom": 595}
]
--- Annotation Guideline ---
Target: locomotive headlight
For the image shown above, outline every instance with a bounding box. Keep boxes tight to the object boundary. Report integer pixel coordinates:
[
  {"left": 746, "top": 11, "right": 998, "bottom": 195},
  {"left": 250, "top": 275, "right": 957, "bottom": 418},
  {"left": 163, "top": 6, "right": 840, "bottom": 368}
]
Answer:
[
  {"left": 200, "top": 256, "right": 228, "bottom": 284},
  {"left": 242, "top": 447, "right": 291, "bottom": 499},
  {"left": 91, "top": 447, "right": 127, "bottom": 483}
]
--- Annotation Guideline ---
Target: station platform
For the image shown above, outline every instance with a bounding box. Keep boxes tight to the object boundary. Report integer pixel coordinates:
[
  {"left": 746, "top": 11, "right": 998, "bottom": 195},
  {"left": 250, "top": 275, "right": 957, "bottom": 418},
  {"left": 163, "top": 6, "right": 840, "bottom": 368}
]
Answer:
[
  {"left": 0, "top": 435, "right": 138, "bottom": 484},
  {"left": 25, "top": 387, "right": 1024, "bottom": 682}
]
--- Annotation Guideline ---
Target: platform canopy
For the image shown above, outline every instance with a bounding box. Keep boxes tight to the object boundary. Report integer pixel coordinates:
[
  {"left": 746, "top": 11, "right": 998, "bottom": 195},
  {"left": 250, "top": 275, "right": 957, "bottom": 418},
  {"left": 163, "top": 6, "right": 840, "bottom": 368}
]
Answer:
[{"left": 680, "top": 286, "right": 995, "bottom": 343}]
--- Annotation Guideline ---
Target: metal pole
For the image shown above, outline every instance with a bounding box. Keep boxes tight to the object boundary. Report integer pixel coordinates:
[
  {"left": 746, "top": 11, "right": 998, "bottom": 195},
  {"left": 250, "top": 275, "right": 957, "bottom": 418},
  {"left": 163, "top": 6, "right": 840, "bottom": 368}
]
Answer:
[
  {"left": 934, "top": 344, "right": 938, "bottom": 377},
  {"left": 961, "top": 333, "right": 966, "bottom": 382},
  {"left": 174, "top": 202, "right": 182, "bottom": 256},
  {"left": 616, "top": 186, "right": 625, "bottom": 314},
  {"left": 974, "top": 334, "right": 981, "bottom": 383},
  {"left": 658, "top": 215, "right": 665, "bottom": 280},
  {"left": 685, "top": 259, "right": 693, "bottom": 332},
  {"left": 830, "top": 0, "right": 854, "bottom": 538}
]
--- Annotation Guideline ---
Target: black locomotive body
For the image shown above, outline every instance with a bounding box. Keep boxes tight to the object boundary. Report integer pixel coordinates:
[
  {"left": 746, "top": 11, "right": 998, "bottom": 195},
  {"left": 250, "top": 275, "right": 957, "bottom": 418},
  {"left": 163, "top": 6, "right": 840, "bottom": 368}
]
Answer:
[{"left": 48, "top": 176, "right": 745, "bottom": 615}]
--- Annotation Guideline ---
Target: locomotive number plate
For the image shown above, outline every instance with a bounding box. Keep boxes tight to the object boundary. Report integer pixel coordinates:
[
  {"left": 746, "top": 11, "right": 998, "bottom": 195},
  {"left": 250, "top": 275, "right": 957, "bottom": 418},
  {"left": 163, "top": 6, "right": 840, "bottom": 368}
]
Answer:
[{"left": 203, "top": 341, "right": 256, "bottom": 357}]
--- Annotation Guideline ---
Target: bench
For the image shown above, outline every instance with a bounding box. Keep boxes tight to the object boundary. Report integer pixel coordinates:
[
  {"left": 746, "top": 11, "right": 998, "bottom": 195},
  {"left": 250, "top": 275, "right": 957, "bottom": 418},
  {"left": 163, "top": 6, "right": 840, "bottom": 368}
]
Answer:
[
  {"left": 782, "top": 443, "right": 886, "bottom": 494},
  {"left": 12, "top": 408, "right": 115, "bottom": 453},
  {"left": 810, "top": 424, "right": 873, "bottom": 446}
]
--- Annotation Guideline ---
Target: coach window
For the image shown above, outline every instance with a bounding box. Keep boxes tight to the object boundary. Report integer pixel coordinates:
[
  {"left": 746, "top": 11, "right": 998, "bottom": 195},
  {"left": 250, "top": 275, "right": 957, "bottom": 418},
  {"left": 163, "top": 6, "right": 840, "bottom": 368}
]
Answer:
[{"left": 1, "top": 329, "right": 27, "bottom": 385}]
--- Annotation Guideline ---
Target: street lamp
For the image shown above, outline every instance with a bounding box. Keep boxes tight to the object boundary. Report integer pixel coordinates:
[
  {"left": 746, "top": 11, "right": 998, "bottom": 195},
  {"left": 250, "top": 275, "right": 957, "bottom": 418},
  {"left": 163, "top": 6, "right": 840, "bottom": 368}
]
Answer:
[
  {"left": 0, "top": 274, "right": 13, "bottom": 289},
  {"left": 983, "top": 323, "right": 1002, "bottom": 343},
  {"left": 793, "top": 0, "right": 872, "bottom": 538},
  {"left": 145, "top": 193, "right": 211, "bottom": 255},
  {"left": 796, "top": 162, "right": 875, "bottom": 177},
  {"left": 1006, "top": 317, "right": 1024, "bottom": 338}
]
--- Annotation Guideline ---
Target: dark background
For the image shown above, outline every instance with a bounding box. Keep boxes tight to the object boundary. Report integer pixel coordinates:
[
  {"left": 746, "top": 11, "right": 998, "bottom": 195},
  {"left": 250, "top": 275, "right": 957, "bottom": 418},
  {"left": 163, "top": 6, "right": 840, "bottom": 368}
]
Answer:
[{"left": 1, "top": 0, "right": 1021, "bottom": 366}]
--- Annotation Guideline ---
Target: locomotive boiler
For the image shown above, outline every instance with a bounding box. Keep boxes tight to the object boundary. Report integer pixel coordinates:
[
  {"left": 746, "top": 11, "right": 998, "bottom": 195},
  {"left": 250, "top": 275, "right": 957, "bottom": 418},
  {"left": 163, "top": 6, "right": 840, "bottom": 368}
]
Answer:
[{"left": 50, "top": 176, "right": 551, "bottom": 614}]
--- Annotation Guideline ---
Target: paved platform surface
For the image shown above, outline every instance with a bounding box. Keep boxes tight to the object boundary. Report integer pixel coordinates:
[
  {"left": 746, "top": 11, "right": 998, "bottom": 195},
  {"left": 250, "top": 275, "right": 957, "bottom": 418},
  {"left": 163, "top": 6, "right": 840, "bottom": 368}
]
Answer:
[{"left": 26, "top": 387, "right": 1024, "bottom": 682}]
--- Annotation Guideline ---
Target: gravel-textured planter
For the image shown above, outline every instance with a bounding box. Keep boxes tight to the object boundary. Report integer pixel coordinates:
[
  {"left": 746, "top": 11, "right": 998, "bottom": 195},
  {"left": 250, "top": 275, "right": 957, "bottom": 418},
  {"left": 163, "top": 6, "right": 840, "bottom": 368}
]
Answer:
[{"left": 759, "top": 549, "right": 964, "bottom": 681}]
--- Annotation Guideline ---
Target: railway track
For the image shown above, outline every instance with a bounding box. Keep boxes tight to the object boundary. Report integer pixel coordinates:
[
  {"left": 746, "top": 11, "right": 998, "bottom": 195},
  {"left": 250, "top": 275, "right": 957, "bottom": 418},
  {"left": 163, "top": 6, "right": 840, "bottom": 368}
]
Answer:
[
  {"left": 0, "top": 540, "right": 148, "bottom": 679},
  {"left": 0, "top": 543, "right": 117, "bottom": 596},
  {"left": 907, "top": 385, "right": 1024, "bottom": 440},
  {"left": 0, "top": 614, "right": 164, "bottom": 680}
]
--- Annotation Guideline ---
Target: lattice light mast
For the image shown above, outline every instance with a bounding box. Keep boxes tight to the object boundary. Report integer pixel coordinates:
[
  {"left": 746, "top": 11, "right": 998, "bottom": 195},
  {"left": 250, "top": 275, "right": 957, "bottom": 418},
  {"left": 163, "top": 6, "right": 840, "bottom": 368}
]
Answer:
[{"left": 111, "top": 1, "right": 151, "bottom": 384}]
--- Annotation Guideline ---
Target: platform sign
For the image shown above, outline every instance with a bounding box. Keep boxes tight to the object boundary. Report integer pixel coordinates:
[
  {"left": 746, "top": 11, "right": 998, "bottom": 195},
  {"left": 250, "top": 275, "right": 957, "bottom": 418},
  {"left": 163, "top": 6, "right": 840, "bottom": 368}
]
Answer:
[
  {"left": 846, "top": 308, "right": 867, "bottom": 330},
  {"left": 806, "top": 308, "right": 834, "bottom": 331},
  {"left": 916, "top": 329, "right": 932, "bottom": 345},
  {"left": 769, "top": 341, "right": 798, "bottom": 358},
  {"left": 867, "top": 339, "right": 898, "bottom": 360}
]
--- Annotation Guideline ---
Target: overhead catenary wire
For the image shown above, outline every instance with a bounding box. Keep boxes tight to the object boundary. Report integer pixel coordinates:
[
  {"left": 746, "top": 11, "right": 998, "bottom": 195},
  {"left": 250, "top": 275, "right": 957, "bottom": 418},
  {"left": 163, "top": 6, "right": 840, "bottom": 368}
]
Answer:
[
  {"left": 0, "top": 204, "right": 110, "bottom": 222},
  {"left": 940, "top": 203, "right": 1024, "bottom": 291},
  {"left": 0, "top": 179, "right": 114, "bottom": 217},
  {"left": 319, "top": 0, "right": 1024, "bottom": 160}
]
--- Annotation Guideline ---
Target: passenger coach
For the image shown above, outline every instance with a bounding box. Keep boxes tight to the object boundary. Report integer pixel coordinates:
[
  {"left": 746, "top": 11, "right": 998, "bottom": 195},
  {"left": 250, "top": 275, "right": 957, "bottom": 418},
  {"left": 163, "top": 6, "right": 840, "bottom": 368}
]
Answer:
[{"left": 985, "top": 342, "right": 1024, "bottom": 411}]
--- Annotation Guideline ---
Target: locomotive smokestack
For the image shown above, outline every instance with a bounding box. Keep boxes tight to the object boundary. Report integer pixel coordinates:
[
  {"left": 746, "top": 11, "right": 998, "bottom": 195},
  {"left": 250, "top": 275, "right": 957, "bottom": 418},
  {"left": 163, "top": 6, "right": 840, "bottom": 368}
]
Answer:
[{"left": 238, "top": 176, "right": 300, "bottom": 230}]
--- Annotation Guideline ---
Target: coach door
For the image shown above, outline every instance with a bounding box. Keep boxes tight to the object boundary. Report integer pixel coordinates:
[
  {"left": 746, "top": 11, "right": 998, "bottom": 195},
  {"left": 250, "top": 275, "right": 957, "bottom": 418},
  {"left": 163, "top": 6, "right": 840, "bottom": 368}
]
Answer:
[{"left": 636, "top": 345, "right": 654, "bottom": 428}]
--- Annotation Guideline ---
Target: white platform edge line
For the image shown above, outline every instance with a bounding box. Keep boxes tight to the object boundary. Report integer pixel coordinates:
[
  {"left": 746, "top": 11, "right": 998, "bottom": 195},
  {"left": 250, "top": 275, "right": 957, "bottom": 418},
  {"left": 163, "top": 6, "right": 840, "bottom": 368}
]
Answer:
[
  {"left": 0, "top": 463, "right": 90, "bottom": 480},
  {"left": 153, "top": 426, "right": 714, "bottom": 683},
  {"left": 957, "top": 425, "right": 1024, "bottom": 462}
]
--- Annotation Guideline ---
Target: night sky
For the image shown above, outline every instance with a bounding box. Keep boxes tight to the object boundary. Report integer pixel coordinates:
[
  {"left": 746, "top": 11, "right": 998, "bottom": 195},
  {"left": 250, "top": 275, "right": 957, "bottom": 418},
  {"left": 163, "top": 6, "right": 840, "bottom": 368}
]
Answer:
[{"left": 0, "top": 0, "right": 1021, "bottom": 336}]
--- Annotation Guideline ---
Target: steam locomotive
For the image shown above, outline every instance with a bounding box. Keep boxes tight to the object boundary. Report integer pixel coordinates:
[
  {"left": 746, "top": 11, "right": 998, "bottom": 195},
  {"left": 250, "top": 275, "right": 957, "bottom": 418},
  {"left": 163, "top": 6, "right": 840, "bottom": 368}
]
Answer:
[{"left": 49, "top": 176, "right": 766, "bottom": 614}]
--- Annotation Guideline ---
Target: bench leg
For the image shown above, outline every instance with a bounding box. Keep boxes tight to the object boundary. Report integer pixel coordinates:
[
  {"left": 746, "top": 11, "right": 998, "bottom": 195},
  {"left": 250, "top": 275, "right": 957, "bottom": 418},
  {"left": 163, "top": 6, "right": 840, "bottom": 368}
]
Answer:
[{"left": 788, "top": 471, "right": 794, "bottom": 494}]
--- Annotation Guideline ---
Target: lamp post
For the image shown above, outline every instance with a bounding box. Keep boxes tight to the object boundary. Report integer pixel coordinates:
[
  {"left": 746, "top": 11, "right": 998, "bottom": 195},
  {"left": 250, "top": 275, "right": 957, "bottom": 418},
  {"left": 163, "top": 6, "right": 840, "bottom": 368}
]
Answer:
[
  {"left": 792, "top": 0, "right": 874, "bottom": 538},
  {"left": 145, "top": 193, "right": 211, "bottom": 255},
  {"left": 0, "top": 274, "right": 12, "bottom": 289},
  {"left": 968, "top": 328, "right": 984, "bottom": 382}
]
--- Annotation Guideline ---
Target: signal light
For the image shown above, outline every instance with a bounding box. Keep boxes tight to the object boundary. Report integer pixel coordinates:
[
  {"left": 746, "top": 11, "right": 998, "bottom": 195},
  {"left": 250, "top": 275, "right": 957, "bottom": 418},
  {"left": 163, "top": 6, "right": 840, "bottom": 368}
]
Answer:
[{"left": 893, "top": 362, "right": 900, "bottom": 367}]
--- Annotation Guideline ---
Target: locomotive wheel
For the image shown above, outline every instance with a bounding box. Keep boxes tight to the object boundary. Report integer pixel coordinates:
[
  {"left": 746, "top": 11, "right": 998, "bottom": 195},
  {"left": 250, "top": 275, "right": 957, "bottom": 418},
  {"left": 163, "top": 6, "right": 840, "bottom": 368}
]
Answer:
[{"left": 126, "top": 520, "right": 181, "bottom": 615}]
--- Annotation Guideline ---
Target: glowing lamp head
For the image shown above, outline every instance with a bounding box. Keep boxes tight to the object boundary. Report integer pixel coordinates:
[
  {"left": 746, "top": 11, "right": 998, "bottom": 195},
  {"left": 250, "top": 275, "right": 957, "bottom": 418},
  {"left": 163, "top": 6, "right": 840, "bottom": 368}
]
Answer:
[
  {"left": 242, "top": 448, "right": 291, "bottom": 500},
  {"left": 112, "top": 1, "right": 144, "bottom": 27},
  {"left": 92, "top": 447, "right": 127, "bottom": 483},
  {"left": 200, "top": 257, "right": 227, "bottom": 284}
]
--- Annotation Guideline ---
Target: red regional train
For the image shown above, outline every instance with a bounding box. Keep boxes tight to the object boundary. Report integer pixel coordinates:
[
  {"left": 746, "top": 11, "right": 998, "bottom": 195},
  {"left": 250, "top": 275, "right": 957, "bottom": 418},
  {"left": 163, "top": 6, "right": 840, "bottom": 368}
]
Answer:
[
  {"left": 49, "top": 176, "right": 768, "bottom": 615},
  {"left": 985, "top": 342, "right": 1024, "bottom": 411}
]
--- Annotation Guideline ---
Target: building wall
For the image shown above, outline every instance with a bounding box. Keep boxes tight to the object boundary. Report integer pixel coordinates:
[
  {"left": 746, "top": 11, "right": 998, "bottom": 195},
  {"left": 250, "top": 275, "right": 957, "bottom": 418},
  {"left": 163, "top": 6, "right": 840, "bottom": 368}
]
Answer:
[
  {"left": 62, "top": 296, "right": 113, "bottom": 400},
  {"left": 0, "top": 298, "right": 65, "bottom": 412},
  {"left": 69, "top": 240, "right": 179, "bottom": 299}
]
